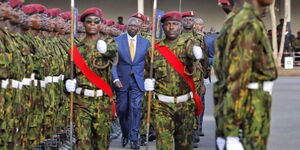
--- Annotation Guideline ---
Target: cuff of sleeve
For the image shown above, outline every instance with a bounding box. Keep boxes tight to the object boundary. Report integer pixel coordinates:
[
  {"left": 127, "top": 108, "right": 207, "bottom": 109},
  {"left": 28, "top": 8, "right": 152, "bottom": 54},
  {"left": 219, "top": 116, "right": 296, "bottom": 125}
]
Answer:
[
  {"left": 113, "top": 79, "right": 120, "bottom": 83},
  {"left": 224, "top": 126, "right": 240, "bottom": 137}
]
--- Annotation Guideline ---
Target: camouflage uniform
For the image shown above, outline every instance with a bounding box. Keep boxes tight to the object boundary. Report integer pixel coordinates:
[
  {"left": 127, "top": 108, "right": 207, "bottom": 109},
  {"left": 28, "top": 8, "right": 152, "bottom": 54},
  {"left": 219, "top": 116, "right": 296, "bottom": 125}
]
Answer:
[
  {"left": 293, "top": 37, "right": 300, "bottom": 51},
  {"left": 145, "top": 38, "right": 200, "bottom": 150},
  {"left": 222, "top": 2, "right": 278, "bottom": 150},
  {"left": 0, "top": 29, "right": 26, "bottom": 149},
  {"left": 73, "top": 38, "right": 117, "bottom": 149},
  {"left": 213, "top": 7, "right": 241, "bottom": 138}
]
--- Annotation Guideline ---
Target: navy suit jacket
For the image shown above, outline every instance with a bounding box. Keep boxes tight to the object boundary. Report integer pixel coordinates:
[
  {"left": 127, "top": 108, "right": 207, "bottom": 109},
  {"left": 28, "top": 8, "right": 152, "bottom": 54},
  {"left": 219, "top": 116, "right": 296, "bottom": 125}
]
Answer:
[{"left": 112, "top": 33, "right": 150, "bottom": 92}]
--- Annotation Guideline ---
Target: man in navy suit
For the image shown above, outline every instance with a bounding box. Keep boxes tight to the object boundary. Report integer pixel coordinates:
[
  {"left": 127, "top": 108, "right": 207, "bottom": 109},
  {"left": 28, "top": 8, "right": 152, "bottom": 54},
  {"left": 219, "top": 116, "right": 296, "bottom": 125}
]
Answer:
[{"left": 112, "top": 17, "right": 150, "bottom": 149}]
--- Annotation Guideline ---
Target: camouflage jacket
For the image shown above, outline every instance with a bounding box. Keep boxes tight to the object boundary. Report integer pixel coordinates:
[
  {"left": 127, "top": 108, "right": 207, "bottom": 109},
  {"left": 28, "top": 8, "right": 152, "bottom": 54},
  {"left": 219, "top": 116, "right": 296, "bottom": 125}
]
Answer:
[
  {"left": 214, "top": 7, "right": 241, "bottom": 88},
  {"left": 74, "top": 38, "right": 117, "bottom": 90},
  {"left": 223, "top": 2, "right": 278, "bottom": 136},
  {"left": 145, "top": 38, "right": 201, "bottom": 96}
]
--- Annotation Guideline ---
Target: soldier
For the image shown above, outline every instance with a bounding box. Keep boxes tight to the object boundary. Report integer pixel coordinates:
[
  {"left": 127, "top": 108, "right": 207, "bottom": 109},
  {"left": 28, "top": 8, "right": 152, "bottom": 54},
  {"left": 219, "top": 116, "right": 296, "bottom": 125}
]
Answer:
[
  {"left": 139, "top": 15, "right": 152, "bottom": 40},
  {"left": 221, "top": 0, "right": 278, "bottom": 149},
  {"left": 144, "top": 11, "right": 203, "bottom": 150},
  {"left": 181, "top": 11, "right": 209, "bottom": 148},
  {"left": 65, "top": 7, "right": 118, "bottom": 149},
  {"left": 213, "top": 0, "right": 242, "bottom": 149}
]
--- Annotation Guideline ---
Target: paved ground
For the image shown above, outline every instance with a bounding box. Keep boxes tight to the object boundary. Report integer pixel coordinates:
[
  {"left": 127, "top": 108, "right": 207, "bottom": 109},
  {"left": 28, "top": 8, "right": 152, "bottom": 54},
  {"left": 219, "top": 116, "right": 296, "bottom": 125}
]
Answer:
[{"left": 109, "top": 77, "right": 300, "bottom": 150}]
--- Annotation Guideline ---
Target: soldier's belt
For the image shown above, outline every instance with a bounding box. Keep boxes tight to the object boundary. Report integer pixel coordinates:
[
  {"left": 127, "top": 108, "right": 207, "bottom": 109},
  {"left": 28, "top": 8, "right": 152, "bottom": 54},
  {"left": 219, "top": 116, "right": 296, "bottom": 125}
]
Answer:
[
  {"left": 1, "top": 79, "right": 22, "bottom": 89},
  {"left": 45, "top": 75, "right": 65, "bottom": 83},
  {"left": 75, "top": 87, "right": 103, "bottom": 97},
  {"left": 155, "top": 92, "right": 193, "bottom": 104},
  {"left": 247, "top": 81, "right": 274, "bottom": 95}
]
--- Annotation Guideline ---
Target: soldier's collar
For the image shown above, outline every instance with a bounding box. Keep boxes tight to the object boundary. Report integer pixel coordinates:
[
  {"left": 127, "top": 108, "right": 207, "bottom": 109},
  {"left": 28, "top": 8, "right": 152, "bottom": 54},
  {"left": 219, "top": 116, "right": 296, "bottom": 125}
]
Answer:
[
  {"left": 158, "top": 37, "right": 185, "bottom": 47},
  {"left": 243, "top": 2, "right": 261, "bottom": 19}
]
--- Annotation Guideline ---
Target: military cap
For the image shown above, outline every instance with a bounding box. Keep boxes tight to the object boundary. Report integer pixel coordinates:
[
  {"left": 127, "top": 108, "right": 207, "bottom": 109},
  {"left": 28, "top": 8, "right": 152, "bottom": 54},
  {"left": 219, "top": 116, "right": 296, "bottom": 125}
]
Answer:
[
  {"left": 182, "top": 11, "right": 195, "bottom": 17},
  {"left": 161, "top": 11, "right": 182, "bottom": 23},
  {"left": 80, "top": 7, "right": 102, "bottom": 22},
  {"left": 218, "top": 0, "right": 231, "bottom": 6},
  {"left": 142, "top": 15, "right": 150, "bottom": 22},
  {"left": 9, "top": 0, "right": 22, "bottom": 8},
  {"left": 59, "top": 12, "right": 71, "bottom": 20},
  {"left": 22, "top": 5, "right": 36, "bottom": 15},
  {"left": 131, "top": 12, "right": 145, "bottom": 21},
  {"left": 106, "top": 19, "right": 114, "bottom": 26},
  {"left": 101, "top": 18, "right": 107, "bottom": 24},
  {"left": 46, "top": 8, "right": 61, "bottom": 17},
  {"left": 31, "top": 4, "right": 47, "bottom": 13},
  {"left": 120, "top": 25, "right": 126, "bottom": 32},
  {"left": 114, "top": 23, "right": 120, "bottom": 29}
]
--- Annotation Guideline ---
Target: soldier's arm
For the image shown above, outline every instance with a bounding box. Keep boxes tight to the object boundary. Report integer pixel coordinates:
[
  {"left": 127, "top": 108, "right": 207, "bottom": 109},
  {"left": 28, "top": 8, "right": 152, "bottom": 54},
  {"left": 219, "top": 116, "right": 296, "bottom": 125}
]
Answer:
[{"left": 223, "top": 24, "right": 257, "bottom": 137}]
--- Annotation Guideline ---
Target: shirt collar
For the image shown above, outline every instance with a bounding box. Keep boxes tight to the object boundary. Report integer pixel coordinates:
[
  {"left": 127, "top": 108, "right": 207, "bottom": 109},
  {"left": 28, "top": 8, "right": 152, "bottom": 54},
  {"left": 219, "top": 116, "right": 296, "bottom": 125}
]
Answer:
[{"left": 127, "top": 33, "right": 137, "bottom": 41}]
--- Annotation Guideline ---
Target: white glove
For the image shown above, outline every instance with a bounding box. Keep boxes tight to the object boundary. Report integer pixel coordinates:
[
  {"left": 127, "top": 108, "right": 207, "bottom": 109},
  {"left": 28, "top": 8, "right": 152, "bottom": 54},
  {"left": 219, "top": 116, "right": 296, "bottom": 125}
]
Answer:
[
  {"left": 65, "top": 79, "right": 77, "bottom": 92},
  {"left": 226, "top": 136, "right": 244, "bottom": 150},
  {"left": 216, "top": 137, "right": 226, "bottom": 150},
  {"left": 263, "top": 81, "right": 274, "bottom": 95},
  {"left": 97, "top": 40, "right": 107, "bottom": 53},
  {"left": 193, "top": 46, "right": 203, "bottom": 60},
  {"left": 204, "top": 78, "right": 210, "bottom": 88},
  {"left": 144, "top": 78, "right": 155, "bottom": 91}
]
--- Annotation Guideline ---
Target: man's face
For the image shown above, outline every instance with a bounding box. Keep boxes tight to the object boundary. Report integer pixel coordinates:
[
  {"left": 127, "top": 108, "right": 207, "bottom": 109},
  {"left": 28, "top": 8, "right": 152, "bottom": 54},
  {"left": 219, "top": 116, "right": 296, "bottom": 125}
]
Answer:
[
  {"left": 24, "top": 14, "right": 43, "bottom": 30},
  {"left": 127, "top": 19, "right": 139, "bottom": 37},
  {"left": 257, "top": 0, "right": 273, "bottom": 7},
  {"left": 163, "top": 20, "right": 182, "bottom": 40},
  {"left": 83, "top": 15, "right": 101, "bottom": 35},
  {"left": 141, "top": 21, "right": 150, "bottom": 32},
  {"left": 221, "top": 3, "right": 233, "bottom": 14},
  {"left": 193, "top": 20, "right": 204, "bottom": 32},
  {"left": 182, "top": 16, "right": 195, "bottom": 29},
  {"left": 54, "top": 16, "right": 65, "bottom": 32},
  {"left": 0, "top": 2, "right": 13, "bottom": 20},
  {"left": 9, "top": 8, "right": 25, "bottom": 25}
]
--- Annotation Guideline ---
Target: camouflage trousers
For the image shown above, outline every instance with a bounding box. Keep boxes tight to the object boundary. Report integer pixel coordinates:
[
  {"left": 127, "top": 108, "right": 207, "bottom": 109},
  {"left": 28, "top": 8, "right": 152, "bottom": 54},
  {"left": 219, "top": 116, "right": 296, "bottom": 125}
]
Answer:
[
  {"left": 74, "top": 94, "right": 112, "bottom": 150},
  {"left": 152, "top": 98, "right": 195, "bottom": 150},
  {"left": 0, "top": 85, "right": 22, "bottom": 150},
  {"left": 223, "top": 89, "right": 272, "bottom": 150},
  {"left": 139, "top": 93, "right": 155, "bottom": 136},
  {"left": 213, "top": 81, "right": 226, "bottom": 138}
]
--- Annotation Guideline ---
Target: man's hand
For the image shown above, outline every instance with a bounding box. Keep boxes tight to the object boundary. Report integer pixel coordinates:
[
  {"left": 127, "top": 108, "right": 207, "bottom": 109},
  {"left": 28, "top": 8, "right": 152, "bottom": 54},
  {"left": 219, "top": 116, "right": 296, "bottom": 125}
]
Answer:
[{"left": 114, "top": 80, "right": 123, "bottom": 88}]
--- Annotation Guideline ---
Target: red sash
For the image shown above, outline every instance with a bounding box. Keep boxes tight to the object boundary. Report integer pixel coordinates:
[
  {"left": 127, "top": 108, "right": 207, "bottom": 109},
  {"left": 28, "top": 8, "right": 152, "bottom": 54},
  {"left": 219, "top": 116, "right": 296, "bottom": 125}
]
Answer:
[
  {"left": 68, "top": 46, "right": 116, "bottom": 119},
  {"left": 154, "top": 43, "right": 203, "bottom": 116}
]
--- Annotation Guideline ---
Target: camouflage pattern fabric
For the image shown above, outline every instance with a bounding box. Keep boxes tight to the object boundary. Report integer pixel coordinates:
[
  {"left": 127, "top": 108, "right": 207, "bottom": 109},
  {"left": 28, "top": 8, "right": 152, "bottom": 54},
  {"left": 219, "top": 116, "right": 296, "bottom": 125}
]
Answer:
[
  {"left": 213, "top": 7, "right": 241, "bottom": 138},
  {"left": 222, "top": 2, "right": 278, "bottom": 149},
  {"left": 145, "top": 38, "right": 200, "bottom": 150},
  {"left": 72, "top": 38, "right": 117, "bottom": 149}
]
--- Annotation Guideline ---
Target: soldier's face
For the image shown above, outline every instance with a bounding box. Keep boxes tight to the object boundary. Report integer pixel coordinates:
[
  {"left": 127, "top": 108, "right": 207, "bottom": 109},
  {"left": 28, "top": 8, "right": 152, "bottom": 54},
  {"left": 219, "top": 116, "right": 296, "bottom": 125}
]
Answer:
[
  {"left": 193, "top": 20, "right": 204, "bottom": 32},
  {"left": 163, "top": 20, "right": 183, "bottom": 40},
  {"left": 9, "top": 8, "right": 25, "bottom": 25},
  {"left": 54, "top": 16, "right": 65, "bottom": 32},
  {"left": 83, "top": 15, "right": 101, "bottom": 35},
  {"left": 0, "top": 2, "right": 13, "bottom": 20},
  {"left": 182, "top": 16, "right": 195, "bottom": 29},
  {"left": 257, "top": 0, "right": 273, "bottom": 7},
  {"left": 127, "top": 19, "right": 139, "bottom": 37},
  {"left": 141, "top": 21, "right": 150, "bottom": 32},
  {"left": 26, "top": 14, "right": 43, "bottom": 30}
]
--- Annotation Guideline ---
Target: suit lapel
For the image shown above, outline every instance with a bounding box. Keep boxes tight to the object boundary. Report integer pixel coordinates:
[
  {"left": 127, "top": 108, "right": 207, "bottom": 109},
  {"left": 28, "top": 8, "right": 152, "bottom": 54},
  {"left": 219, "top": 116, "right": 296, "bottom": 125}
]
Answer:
[
  {"left": 133, "top": 36, "right": 142, "bottom": 64},
  {"left": 122, "top": 34, "right": 132, "bottom": 64}
]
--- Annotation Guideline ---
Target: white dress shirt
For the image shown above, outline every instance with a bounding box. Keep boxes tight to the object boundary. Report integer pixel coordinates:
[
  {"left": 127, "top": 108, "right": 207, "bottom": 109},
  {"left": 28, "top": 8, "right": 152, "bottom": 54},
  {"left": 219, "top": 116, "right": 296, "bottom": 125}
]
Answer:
[{"left": 127, "top": 33, "right": 137, "bottom": 55}]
